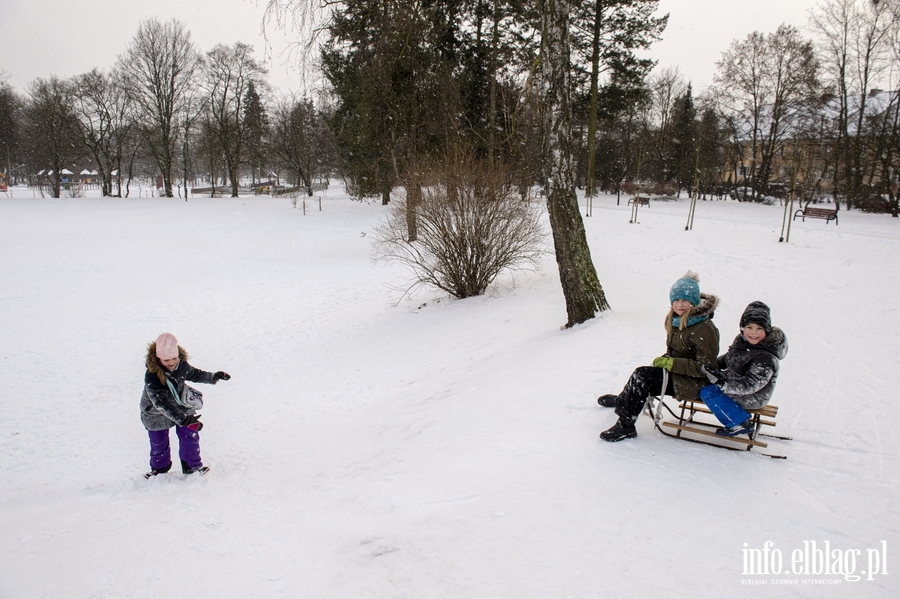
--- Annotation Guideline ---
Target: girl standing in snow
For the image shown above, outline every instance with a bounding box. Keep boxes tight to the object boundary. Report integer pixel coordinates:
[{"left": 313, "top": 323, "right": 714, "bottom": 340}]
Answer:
[
  {"left": 139, "top": 333, "right": 230, "bottom": 477},
  {"left": 698, "top": 301, "right": 788, "bottom": 436},
  {"left": 598, "top": 271, "right": 720, "bottom": 442}
]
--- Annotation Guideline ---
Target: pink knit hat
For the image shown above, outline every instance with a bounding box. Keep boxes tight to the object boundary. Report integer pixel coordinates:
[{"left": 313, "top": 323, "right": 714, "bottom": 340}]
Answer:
[{"left": 155, "top": 333, "right": 179, "bottom": 360}]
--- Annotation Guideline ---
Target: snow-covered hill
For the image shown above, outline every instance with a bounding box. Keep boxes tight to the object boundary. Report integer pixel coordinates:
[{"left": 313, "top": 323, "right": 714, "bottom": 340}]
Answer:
[{"left": 1, "top": 188, "right": 897, "bottom": 598}]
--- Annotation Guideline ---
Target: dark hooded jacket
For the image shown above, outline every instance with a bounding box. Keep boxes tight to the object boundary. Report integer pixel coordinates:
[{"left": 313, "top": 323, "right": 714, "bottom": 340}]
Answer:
[
  {"left": 139, "top": 342, "right": 217, "bottom": 431},
  {"left": 717, "top": 327, "right": 788, "bottom": 410},
  {"left": 666, "top": 293, "right": 721, "bottom": 400}
]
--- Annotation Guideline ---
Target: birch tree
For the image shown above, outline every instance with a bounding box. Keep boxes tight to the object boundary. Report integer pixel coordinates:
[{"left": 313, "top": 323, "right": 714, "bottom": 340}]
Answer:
[{"left": 540, "top": 0, "right": 610, "bottom": 326}]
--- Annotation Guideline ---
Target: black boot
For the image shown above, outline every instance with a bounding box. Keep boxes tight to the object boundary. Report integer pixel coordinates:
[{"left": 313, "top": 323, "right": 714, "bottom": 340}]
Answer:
[
  {"left": 182, "top": 460, "right": 210, "bottom": 475},
  {"left": 597, "top": 394, "right": 618, "bottom": 408},
  {"left": 144, "top": 462, "right": 172, "bottom": 479},
  {"left": 600, "top": 417, "right": 637, "bottom": 442}
]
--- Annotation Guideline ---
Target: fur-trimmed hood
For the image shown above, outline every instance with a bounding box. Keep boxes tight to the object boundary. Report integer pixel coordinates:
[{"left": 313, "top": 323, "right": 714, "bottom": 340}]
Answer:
[
  {"left": 670, "top": 293, "right": 719, "bottom": 329},
  {"left": 145, "top": 342, "right": 190, "bottom": 378},
  {"left": 692, "top": 293, "right": 719, "bottom": 319},
  {"left": 140, "top": 343, "right": 216, "bottom": 431}
]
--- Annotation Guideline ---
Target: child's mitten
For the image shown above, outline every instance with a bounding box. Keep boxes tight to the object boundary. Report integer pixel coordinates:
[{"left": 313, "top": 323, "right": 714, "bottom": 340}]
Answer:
[
  {"left": 182, "top": 415, "right": 204, "bottom": 431},
  {"left": 651, "top": 356, "right": 674, "bottom": 371}
]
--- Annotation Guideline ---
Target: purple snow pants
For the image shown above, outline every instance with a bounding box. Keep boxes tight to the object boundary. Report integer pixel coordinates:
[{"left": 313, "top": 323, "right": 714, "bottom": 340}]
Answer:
[{"left": 148, "top": 426, "right": 202, "bottom": 473}]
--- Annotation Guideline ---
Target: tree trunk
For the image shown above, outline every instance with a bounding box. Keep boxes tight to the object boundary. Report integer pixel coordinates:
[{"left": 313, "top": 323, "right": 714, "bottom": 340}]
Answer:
[
  {"left": 584, "top": 0, "right": 604, "bottom": 200},
  {"left": 540, "top": 0, "right": 610, "bottom": 327}
]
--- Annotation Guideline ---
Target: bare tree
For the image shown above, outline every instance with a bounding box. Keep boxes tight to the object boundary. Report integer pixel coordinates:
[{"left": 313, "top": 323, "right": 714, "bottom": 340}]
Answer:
[
  {"left": 810, "top": 0, "right": 898, "bottom": 208},
  {"left": 540, "top": 0, "right": 610, "bottom": 326},
  {"left": 374, "top": 157, "right": 545, "bottom": 299},
  {"left": 199, "top": 43, "right": 267, "bottom": 197},
  {"left": 711, "top": 25, "right": 820, "bottom": 200},
  {"left": 71, "top": 68, "right": 135, "bottom": 197},
  {"left": 119, "top": 18, "right": 199, "bottom": 198},
  {"left": 22, "top": 77, "right": 83, "bottom": 198},
  {"left": 644, "top": 67, "right": 688, "bottom": 184}
]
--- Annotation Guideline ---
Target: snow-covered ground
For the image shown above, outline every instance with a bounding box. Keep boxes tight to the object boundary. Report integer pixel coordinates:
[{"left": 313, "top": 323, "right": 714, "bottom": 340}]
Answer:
[{"left": 1, "top": 186, "right": 897, "bottom": 598}]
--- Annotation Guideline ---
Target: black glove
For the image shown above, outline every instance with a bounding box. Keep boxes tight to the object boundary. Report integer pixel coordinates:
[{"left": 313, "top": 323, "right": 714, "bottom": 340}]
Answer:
[
  {"left": 182, "top": 415, "right": 203, "bottom": 431},
  {"left": 700, "top": 365, "right": 726, "bottom": 385},
  {"left": 214, "top": 371, "right": 231, "bottom": 381}
]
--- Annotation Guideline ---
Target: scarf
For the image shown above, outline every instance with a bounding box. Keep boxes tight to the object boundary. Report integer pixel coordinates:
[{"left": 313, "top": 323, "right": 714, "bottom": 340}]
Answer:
[{"left": 672, "top": 313, "right": 708, "bottom": 329}]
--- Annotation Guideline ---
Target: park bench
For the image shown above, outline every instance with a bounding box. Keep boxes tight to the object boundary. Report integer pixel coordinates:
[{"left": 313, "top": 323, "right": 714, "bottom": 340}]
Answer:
[
  {"left": 272, "top": 186, "right": 302, "bottom": 197},
  {"left": 793, "top": 206, "right": 838, "bottom": 225},
  {"left": 628, "top": 196, "right": 650, "bottom": 206}
]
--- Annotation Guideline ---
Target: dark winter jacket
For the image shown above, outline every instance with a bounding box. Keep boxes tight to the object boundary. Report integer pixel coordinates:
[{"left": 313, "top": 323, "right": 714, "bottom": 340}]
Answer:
[
  {"left": 139, "top": 342, "right": 217, "bottom": 431},
  {"left": 716, "top": 327, "right": 788, "bottom": 410},
  {"left": 666, "top": 293, "right": 721, "bottom": 400}
]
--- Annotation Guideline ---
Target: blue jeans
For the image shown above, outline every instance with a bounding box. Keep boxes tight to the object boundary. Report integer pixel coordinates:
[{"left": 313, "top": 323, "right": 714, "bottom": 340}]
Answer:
[{"left": 700, "top": 385, "right": 751, "bottom": 428}]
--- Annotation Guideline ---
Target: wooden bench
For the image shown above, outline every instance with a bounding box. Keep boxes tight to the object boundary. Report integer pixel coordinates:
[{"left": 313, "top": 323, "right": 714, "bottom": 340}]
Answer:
[
  {"left": 793, "top": 206, "right": 838, "bottom": 225},
  {"left": 272, "top": 186, "right": 302, "bottom": 197},
  {"left": 628, "top": 196, "right": 650, "bottom": 206},
  {"left": 649, "top": 397, "right": 789, "bottom": 458}
]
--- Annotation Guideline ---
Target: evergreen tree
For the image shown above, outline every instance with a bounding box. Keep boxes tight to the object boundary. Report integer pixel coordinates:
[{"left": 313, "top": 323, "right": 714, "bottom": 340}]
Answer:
[
  {"left": 669, "top": 85, "right": 697, "bottom": 194},
  {"left": 321, "top": 0, "right": 461, "bottom": 243},
  {"left": 570, "top": 0, "right": 667, "bottom": 198},
  {"left": 269, "top": 97, "right": 334, "bottom": 194},
  {"left": 242, "top": 81, "right": 269, "bottom": 185},
  {"left": 0, "top": 77, "right": 22, "bottom": 183}
]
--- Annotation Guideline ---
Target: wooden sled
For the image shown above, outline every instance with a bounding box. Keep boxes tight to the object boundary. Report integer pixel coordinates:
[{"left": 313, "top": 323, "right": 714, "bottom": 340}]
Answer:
[{"left": 644, "top": 371, "right": 791, "bottom": 459}]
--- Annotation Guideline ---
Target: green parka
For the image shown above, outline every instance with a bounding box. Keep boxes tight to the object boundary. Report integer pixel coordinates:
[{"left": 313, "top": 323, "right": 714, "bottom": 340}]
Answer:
[{"left": 665, "top": 293, "right": 720, "bottom": 400}]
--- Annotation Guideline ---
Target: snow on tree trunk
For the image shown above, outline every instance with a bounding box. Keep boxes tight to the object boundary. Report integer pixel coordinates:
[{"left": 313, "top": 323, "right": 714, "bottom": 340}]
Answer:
[{"left": 540, "top": 0, "right": 610, "bottom": 327}]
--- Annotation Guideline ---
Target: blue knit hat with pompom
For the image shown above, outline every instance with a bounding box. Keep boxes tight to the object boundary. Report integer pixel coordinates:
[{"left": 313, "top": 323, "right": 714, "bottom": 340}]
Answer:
[{"left": 669, "top": 271, "right": 701, "bottom": 306}]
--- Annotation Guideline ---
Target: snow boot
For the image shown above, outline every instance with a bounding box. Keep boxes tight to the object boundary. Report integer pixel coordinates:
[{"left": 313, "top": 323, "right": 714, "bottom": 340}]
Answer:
[
  {"left": 600, "top": 417, "right": 637, "bottom": 442},
  {"left": 715, "top": 419, "right": 755, "bottom": 437},
  {"left": 144, "top": 462, "right": 172, "bottom": 479},
  {"left": 182, "top": 460, "right": 210, "bottom": 475},
  {"left": 597, "top": 394, "right": 618, "bottom": 408}
]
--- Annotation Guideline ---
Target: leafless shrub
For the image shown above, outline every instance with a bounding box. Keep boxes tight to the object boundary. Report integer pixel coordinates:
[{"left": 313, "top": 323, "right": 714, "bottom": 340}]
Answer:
[{"left": 374, "top": 158, "right": 546, "bottom": 299}]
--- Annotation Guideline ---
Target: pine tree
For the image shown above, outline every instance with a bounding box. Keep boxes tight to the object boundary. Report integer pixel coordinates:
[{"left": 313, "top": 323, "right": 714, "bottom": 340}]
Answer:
[
  {"left": 0, "top": 78, "right": 22, "bottom": 183},
  {"left": 242, "top": 81, "right": 269, "bottom": 185},
  {"left": 669, "top": 85, "right": 697, "bottom": 195},
  {"left": 571, "top": 0, "right": 667, "bottom": 199}
]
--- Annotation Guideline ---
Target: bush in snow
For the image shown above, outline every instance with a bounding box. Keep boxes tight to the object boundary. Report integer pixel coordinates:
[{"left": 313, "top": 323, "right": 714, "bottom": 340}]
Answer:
[{"left": 374, "top": 157, "right": 545, "bottom": 299}]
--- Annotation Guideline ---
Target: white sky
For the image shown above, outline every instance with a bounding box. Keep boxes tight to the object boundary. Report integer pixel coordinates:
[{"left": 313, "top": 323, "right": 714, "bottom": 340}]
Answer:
[{"left": 0, "top": 0, "right": 821, "bottom": 95}]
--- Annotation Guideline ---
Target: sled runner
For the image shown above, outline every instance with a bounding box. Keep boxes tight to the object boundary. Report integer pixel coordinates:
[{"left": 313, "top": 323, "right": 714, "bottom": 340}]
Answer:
[{"left": 645, "top": 371, "right": 790, "bottom": 459}]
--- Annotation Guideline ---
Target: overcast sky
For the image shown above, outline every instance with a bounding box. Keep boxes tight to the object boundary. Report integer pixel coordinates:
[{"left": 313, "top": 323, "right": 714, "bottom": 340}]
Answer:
[{"left": 1, "top": 0, "right": 822, "bottom": 95}]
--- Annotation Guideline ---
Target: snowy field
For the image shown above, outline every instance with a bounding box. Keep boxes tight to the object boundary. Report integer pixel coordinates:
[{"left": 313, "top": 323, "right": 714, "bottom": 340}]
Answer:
[{"left": 1, "top": 185, "right": 898, "bottom": 598}]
